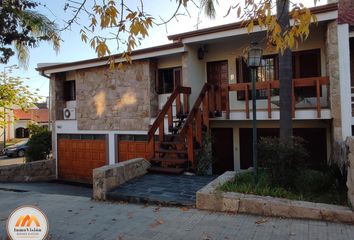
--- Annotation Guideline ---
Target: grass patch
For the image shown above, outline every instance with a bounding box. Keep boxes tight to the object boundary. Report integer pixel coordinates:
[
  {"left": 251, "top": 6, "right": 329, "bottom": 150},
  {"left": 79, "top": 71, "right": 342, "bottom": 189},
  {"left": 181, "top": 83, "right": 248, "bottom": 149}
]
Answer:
[{"left": 218, "top": 169, "right": 348, "bottom": 206}]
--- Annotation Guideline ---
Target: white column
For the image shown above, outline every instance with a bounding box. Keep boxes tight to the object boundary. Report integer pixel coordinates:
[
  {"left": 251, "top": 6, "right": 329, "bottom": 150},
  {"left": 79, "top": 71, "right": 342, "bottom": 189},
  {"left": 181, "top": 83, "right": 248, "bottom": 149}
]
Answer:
[
  {"left": 338, "top": 23, "right": 352, "bottom": 140},
  {"left": 108, "top": 133, "right": 116, "bottom": 165}
]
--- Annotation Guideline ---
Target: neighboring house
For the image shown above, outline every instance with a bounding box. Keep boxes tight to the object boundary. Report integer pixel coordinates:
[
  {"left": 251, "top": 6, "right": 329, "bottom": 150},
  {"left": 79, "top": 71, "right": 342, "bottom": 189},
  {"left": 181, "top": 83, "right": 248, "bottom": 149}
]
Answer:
[
  {"left": 13, "top": 104, "right": 49, "bottom": 138},
  {"left": 36, "top": 1, "right": 353, "bottom": 183}
]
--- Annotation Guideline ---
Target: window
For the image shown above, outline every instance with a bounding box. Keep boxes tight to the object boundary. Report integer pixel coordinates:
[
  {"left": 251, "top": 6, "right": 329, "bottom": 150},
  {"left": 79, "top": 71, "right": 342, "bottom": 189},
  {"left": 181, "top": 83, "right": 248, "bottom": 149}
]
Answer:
[
  {"left": 64, "top": 80, "right": 76, "bottom": 101},
  {"left": 157, "top": 67, "right": 181, "bottom": 94},
  {"left": 236, "top": 55, "right": 277, "bottom": 100}
]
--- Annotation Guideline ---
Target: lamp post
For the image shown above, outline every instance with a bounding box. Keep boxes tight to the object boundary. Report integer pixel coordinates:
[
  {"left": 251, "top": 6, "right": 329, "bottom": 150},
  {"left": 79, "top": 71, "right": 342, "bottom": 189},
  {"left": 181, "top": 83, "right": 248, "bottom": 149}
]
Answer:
[
  {"left": 2, "top": 64, "right": 18, "bottom": 149},
  {"left": 247, "top": 42, "right": 263, "bottom": 184}
]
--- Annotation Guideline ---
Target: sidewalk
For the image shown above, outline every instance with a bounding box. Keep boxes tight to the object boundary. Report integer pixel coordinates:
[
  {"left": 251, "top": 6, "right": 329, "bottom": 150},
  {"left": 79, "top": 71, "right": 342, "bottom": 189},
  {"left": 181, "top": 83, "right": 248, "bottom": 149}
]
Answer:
[{"left": 0, "top": 190, "right": 353, "bottom": 240}]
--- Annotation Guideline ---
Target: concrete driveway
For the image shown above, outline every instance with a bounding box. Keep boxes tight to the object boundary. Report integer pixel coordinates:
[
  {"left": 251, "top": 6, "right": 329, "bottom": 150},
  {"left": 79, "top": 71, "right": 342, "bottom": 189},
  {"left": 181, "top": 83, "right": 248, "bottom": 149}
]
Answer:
[{"left": 0, "top": 155, "right": 25, "bottom": 167}]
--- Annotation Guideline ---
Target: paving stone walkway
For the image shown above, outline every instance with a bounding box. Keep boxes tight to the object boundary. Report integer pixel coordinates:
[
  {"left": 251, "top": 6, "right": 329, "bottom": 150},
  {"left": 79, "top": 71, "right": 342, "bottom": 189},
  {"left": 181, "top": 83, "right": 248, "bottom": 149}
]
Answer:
[
  {"left": 107, "top": 173, "right": 216, "bottom": 206},
  {"left": 1, "top": 190, "right": 354, "bottom": 240}
]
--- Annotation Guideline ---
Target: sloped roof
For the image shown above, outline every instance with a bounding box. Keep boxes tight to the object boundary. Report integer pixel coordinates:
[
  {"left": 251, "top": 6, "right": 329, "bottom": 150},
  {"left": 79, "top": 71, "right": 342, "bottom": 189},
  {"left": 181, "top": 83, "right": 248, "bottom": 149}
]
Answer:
[{"left": 13, "top": 109, "right": 49, "bottom": 123}]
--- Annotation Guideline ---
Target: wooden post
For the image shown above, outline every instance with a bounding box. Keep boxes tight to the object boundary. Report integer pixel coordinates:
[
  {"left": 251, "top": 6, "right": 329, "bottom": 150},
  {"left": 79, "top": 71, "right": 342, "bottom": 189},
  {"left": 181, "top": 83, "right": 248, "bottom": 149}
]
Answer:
[
  {"left": 267, "top": 82, "right": 271, "bottom": 119},
  {"left": 187, "top": 126, "right": 194, "bottom": 168},
  {"left": 159, "top": 120, "right": 164, "bottom": 143},
  {"left": 148, "top": 124, "right": 155, "bottom": 159},
  {"left": 183, "top": 93, "right": 189, "bottom": 114},
  {"left": 203, "top": 92, "right": 209, "bottom": 131},
  {"left": 225, "top": 84, "right": 230, "bottom": 119},
  {"left": 316, "top": 78, "right": 321, "bottom": 118},
  {"left": 209, "top": 85, "right": 215, "bottom": 113},
  {"left": 195, "top": 109, "right": 202, "bottom": 145},
  {"left": 245, "top": 84, "right": 249, "bottom": 119},
  {"left": 176, "top": 94, "right": 181, "bottom": 114},
  {"left": 167, "top": 105, "right": 173, "bottom": 130},
  {"left": 292, "top": 81, "right": 295, "bottom": 118},
  {"left": 215, "top": 85, "right": 222, "bottom": 113}
]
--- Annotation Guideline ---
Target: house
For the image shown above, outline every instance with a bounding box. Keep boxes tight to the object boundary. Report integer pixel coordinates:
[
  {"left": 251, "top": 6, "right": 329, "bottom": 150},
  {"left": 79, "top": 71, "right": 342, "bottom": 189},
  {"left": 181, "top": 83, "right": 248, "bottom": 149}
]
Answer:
[
  {"left": 12, "top": 103, "right": 49, "bottom": 138},
  {"left": 36, "top": 1, "right": 353, "bottom": 183},
  {"left": 0, "top": 103, "right": 49, "bottom": 142}
]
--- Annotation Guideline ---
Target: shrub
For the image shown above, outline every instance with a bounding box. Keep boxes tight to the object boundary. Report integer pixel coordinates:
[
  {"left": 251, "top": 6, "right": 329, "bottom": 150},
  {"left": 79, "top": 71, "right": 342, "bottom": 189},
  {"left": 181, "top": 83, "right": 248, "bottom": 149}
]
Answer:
[
  {"left": 196, "top": 131, "right": 213, "bottom": 176},
  {"left": 294, "top": 169, "right": 331, "bottom": 193},
  {"left": 26, "top": 129, "right": 52, "bottom": 162},
  {"left": 258, "top": 136, "right": 309, "bottom": 188}
]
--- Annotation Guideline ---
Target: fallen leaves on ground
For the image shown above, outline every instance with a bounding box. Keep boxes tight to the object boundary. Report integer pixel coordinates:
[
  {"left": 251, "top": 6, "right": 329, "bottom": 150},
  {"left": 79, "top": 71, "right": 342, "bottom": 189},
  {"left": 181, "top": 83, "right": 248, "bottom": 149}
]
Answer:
[
  {"left": 149, "top": 219, "right": 164, "bottom": 228},
  {"left": 153, "top": 207, "right": 160, "bottom": 212},
  {"left": 255, "top": 218, "right": 268, "bottom": 224},
  {"left": 180, "top": 207, "right": 189, "bottom": 212}
]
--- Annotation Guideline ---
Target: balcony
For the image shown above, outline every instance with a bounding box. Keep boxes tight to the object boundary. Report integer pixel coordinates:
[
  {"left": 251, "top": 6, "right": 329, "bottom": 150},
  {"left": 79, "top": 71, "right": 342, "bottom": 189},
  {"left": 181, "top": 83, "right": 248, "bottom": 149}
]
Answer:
[{"left": 214, "top": 77, "right": 330, "bottom": 120}]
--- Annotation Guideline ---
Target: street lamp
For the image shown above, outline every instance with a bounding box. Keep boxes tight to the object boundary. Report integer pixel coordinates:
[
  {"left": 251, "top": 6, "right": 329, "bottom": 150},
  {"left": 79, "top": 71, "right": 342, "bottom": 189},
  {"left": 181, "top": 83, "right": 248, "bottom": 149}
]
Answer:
[
  {"left": 2, "top": 64, "right": 18, "bottom": 149},
  {"left": 247, "top": 42, "right": 263, "bottom": 184}
]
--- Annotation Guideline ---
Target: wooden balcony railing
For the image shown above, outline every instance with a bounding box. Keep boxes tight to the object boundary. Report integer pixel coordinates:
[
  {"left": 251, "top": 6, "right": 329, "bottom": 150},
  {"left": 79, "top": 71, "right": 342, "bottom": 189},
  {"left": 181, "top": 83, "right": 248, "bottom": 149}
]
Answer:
[
  {"left": 228, "top": 77, "right": 329, "bottom": 118},
  {"left": 148, "top": 86, "right": 191, "bottom": 158}
]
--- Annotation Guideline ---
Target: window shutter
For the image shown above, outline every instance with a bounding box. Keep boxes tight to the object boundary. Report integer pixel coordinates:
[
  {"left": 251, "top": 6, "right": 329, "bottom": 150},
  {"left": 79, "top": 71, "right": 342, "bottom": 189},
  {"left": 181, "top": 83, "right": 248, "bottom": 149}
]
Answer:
[
  {"left": 173, "top": 68, "right": 182, "bottom": 88},
  {"left": 236, "top": 57, "right": 249, "bottom": 100}
]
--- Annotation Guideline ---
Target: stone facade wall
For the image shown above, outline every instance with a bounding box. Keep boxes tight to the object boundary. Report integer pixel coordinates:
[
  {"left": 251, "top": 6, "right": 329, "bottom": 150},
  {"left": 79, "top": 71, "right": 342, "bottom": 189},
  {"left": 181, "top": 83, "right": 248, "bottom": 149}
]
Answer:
[
  {"left": 75, "top": 60, "right": 157, "bottom": 130},
  {"left": 0, "top": 160, "right": 56, "bottom": 182},
  {"left": 93, "top": 158, "right": 151, "bottom": 200},
  {"left": 326, "top": 21, "right": 342, "bottom": 142}
]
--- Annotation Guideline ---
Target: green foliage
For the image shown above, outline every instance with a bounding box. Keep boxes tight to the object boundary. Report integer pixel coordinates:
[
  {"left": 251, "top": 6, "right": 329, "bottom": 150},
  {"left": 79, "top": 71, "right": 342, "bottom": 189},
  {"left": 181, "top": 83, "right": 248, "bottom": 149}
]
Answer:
[
  {"left": 0, "top": 0, "right": 60, "bottom": 65},
  {"left": 294, "top": 169, "right": 332, "bottom": 193},
  {"left": 27, "top": 122, "right": 48, "bottom": 135},
  {"left": 26, "top": 129, "right": 52, "bottom": 162},
  {"left": 219, "top": 170, "right": 297, "bottom": 199},
  {"left": 218, "top": 169, "right": 348, "bottom": 206},
  {"left": 258, "top": 136, "right": 309, "bottom": 188},
  {"left": 0, "top": 71, "right": 39, "bottom": 128},
  {"left": 196, "top": 131, "right": 213, "bottom": 176}
]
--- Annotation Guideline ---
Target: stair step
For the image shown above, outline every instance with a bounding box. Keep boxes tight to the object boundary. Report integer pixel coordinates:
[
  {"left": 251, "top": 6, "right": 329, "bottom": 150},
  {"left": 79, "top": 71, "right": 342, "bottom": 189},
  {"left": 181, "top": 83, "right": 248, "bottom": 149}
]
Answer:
[
  {"left": 160, "top": 141, "right": 185, "bottom": 145},
  {"left": 148, "top": 166, "right": 185, "bottom": 174},
  {"left": 151, "top": 158, "right": 188, "bottom": 164},
  {"left": 156, "top": 149, "right": 187, "bottom": 154}
]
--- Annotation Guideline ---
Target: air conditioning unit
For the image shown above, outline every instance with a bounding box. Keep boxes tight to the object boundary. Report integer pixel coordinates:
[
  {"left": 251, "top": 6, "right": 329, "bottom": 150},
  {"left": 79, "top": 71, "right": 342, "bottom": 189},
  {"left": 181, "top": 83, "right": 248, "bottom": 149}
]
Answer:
[{"left": 63, "top": 108, "right": 76, "bottom": 120}]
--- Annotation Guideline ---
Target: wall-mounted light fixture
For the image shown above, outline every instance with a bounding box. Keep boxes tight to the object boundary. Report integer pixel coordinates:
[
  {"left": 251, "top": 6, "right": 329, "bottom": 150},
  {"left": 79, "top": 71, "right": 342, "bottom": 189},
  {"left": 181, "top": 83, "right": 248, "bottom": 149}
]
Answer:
[{"left": 197, "top": 47, "right": 205, "bottom": 60}]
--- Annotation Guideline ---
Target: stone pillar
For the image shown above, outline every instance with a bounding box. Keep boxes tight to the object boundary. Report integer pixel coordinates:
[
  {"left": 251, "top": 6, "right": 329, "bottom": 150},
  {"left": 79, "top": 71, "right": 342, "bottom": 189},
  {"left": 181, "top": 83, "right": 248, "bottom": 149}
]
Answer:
[
  {"left": 326, "top": 21, "right": 352, "bottom": 168},
  {"left": 148, "top": 59, "right": 158, "bottom": 118},
  {"left": 327, "top": 21, "right": 343, "bottom": 141}
]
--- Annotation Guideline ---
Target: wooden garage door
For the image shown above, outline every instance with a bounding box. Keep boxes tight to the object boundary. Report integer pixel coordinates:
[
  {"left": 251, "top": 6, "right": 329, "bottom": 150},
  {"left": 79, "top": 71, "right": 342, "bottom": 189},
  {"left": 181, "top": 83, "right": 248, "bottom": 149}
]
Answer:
[
  {"left": 58, "top": 138, "right": 107, "bottom": 183},
  {"left": 118, "top": 141, "right": 151, "bottom": 162}
]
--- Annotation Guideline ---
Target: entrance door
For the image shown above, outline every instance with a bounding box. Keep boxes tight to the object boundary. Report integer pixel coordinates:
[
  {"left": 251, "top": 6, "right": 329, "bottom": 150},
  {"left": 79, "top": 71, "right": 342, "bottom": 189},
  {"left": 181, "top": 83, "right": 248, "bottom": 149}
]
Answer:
[
  {"left": 211, "top": 128, "right": 234, "bottom": 174},
  {"left": 207, "top": 61, "right": 228, "bottom": 111}
]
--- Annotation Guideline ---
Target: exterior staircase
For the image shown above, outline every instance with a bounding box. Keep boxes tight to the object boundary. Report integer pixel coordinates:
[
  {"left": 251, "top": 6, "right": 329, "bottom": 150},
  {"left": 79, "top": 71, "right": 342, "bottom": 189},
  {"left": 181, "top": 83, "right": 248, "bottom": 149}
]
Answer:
[{"left": 148, "top": 83, "right": 224, "bottom": 174}]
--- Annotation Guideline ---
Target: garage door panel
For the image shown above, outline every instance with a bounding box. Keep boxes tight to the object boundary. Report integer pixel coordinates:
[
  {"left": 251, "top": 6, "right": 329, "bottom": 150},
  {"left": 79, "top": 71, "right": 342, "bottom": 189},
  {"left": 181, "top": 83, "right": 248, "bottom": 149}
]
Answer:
[
  {"left": 118, "top": 140, "right": 152, "bottom": 162},
  {"left": 58, "top": 138, "right": 107, "bottom": 183}
]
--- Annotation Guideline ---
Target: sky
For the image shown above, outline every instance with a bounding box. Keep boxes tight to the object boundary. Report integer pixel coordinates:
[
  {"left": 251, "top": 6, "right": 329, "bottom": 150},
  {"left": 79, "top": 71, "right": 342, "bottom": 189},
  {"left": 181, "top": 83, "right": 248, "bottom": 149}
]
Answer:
[{"left": 2, "top": 0, "right": 326, "bottom": 100}]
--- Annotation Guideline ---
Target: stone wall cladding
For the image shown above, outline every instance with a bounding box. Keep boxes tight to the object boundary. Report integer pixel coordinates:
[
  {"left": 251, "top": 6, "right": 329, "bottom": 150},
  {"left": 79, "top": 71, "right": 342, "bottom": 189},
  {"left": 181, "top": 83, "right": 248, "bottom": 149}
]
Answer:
[
  {"left": 347, "top": 137, "right": 354, "bottom": 208},
  {"left": 0, "top": 160, "right": 56, "bottom": 182},
  {"left": 326, "top": 21, "right": 342, "bottom": 141},
  {"left": 197, "top": 171, "right": 354, "bottom": 224},
  {"left": 93, "top": 158, "right": 151, "bottom": 200},
  {"left": 76, "top": 60, "right": 156, "bottom": 131}
]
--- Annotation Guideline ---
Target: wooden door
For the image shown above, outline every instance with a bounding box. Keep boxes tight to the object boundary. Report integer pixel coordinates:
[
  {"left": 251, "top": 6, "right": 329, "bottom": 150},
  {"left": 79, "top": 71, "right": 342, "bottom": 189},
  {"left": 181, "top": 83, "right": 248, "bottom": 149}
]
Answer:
[
  {"left": 207, "top": 61, "right": 228, "bottom": 111},
  {"left": 211, "top": 128, "right": 234, "bottom": 174}
]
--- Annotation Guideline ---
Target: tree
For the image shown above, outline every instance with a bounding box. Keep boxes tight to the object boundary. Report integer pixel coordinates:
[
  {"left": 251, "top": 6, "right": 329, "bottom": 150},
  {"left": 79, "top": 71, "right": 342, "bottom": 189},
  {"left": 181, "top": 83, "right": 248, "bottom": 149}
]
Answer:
[
  {"left": 0, "top": 0, "right": 60, "bottom": 66},
  {"left": 0, "top": 69, "right": 39, "bottom": 128}
]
